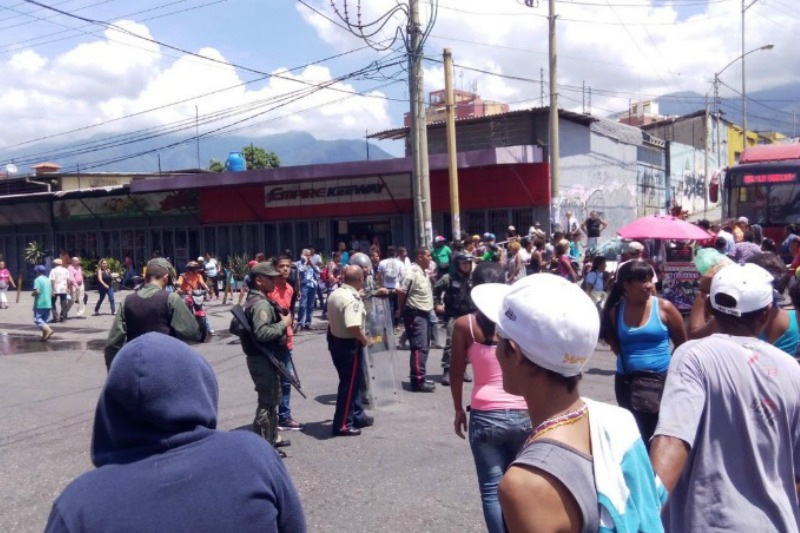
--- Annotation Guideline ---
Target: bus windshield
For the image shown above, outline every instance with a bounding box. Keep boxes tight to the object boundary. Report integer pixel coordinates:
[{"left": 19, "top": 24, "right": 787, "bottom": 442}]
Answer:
[{"left": 725, "top": 168, "right": 800, "bottom": 226}]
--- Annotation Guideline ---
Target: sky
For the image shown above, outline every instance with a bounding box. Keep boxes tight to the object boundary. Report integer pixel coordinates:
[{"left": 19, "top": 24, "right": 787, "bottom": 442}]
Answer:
[{"left": 0, "top": 0, "right": 798, "bottom": 168}]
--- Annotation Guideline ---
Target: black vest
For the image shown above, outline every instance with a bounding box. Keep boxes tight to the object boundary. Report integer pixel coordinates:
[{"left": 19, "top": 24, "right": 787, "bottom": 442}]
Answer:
[
  {"left": 443, "top": 273, "right": 475, "bottom": 318},
  {"left": 124, "top": 290, "right": 173, "bottom": 341}
]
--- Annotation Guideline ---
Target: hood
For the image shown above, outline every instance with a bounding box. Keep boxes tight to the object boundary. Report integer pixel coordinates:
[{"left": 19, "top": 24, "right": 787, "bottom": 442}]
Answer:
[{"left": 92, "top": 332, "right": 218, "bottom": 466}]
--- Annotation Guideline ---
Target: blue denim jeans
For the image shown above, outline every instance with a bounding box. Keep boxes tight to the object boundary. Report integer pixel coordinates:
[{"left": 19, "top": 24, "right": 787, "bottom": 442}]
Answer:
[
  {"left": 298, "top": 284, "right": 316, "bottom": 326},
  {"left": 469, "top": 408, "right": 532, "bottom": 533},
  {"left": 277, "top": 348, "right": 295, "bottom": 423}
]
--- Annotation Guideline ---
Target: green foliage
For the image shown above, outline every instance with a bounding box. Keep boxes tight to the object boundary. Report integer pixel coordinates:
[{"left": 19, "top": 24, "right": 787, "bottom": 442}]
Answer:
[
  {"left": 243, "top": 145, "right": 280, "bottom": 170},
  {"left": 80, "top": 257, "right": 98, "bottom": 274},
  {"left": 228, "top": 253, "right": 250, "bottom": 280},
  {"left": 24, "top": 241, "right": 44, "bottom": 265},
  {"left": 208, "top": 159, "right": 225, "bottom": 172},
  {"left": 102, "top": 257, "right": 126, "bottom": 279}
]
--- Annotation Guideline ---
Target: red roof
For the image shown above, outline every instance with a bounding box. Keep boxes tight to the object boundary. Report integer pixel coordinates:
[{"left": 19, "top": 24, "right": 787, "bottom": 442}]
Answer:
[{"left": 739, "top": 144, "right": 800, "bottom": 164}]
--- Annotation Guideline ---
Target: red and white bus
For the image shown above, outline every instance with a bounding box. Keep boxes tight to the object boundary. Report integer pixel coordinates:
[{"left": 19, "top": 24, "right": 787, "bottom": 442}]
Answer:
[{"left": 722, "top": 143, "right": 800, "bottom": 241}]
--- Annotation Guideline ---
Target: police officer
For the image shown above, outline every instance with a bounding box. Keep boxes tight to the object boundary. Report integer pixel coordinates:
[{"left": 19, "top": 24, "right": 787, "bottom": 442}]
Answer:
[
  {"left": 104, "top": 258, "right": 200, "bottom": 370},
  {"left": 349, "top": 252, "right": 389, "bottom": 298},
  {"left": 239, "top": 262, "right": 293, "bottom": 452},
  {"left": 396, "top": 246, "right": 436, "bottom": 392},
  {"left": 434, "top": 252, "right": 476, "bottom": 386},
  {"left": 326, "top": 265, "right": 374, "bottom": 436}
]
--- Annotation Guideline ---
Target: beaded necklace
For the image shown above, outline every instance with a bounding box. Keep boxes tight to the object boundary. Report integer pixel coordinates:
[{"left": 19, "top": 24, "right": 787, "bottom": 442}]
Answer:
[{"left": 527, "top": 403, "right": 588, "bottom": 443}]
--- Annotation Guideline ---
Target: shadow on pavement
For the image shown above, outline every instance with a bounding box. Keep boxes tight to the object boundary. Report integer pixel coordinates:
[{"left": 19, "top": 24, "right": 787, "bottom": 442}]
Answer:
[
  {"left": 300, "top": 420, "right": 335, "bottom": 441},
  {"left": 314, "top": 393, "right": 337, "bottom": 406},
  {"left": 0, "top": 333, "right": 105, "bottom": 355},
  {"left": 585, "top": 367, "right": 616, "bottom": 377}
]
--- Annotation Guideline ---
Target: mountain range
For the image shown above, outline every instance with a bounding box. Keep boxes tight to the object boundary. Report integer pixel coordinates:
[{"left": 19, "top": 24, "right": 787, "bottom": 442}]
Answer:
[
  {"left": 652, "top": 82, "right": 798, "bottom": 136},
  {"left": 2, "top": 131, "right": 394, "bottom": 175}
]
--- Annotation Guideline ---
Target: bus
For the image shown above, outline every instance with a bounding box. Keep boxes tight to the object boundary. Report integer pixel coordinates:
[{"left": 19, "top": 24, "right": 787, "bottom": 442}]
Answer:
[{"left": 722, "top": 143, "right": 800, "bottom": 242}]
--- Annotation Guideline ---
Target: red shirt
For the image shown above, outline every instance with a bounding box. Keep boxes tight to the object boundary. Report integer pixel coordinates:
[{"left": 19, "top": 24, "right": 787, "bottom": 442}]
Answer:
[{"left": 269, "top": 282, "right": 294, "bottom": 350}]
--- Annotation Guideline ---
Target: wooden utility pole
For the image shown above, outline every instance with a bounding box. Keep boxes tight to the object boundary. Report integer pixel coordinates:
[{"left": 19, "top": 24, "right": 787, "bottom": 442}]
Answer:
[
  {"left": 548, "top": 0, "right": 560, "bottom": 210},
  {"left": 444, "top": 49, "right": 461, "bottom": 241},
  {"left": 410, "top": 0, "right": 432, "bottom": 247}
]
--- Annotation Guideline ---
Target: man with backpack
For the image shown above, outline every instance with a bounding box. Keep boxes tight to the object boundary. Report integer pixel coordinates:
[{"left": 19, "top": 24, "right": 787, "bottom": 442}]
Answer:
[
  {"left": 377, "top": 246, "right": 405, "bottom": 328},
  {"left": 233, "top": 262, "right": 293, "bottom": 457}
]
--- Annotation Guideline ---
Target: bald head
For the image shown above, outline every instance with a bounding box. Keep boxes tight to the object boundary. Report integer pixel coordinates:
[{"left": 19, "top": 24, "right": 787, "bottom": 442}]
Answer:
[{"left": 343, "top": 264, "right": 364, "bottom": 288}]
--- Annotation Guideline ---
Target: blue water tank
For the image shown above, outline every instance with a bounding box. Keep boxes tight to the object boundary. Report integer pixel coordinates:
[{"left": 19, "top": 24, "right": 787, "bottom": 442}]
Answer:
[{"left": 225, "top": 151, "right": 246, "bottom": 172}]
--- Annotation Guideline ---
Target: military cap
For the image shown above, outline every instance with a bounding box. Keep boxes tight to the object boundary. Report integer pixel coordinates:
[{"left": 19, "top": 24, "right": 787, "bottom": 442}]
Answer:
[
  {"left": 147, "top": 258, "right": 174, "bottom": 278},
  {"left": 250, "top": 261, "right": 281, "bottom": 277}
]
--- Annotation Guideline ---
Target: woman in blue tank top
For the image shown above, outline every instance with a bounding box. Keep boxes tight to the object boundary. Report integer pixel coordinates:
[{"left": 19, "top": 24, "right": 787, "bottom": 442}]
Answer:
[{"left": 600, "top": 260, "right": 687, "bottom": 445}]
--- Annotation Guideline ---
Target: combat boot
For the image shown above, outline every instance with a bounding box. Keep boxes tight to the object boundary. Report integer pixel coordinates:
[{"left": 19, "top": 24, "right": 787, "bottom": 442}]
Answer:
[{"left": 41, "top": 325, "right": 53, "bottom": 342}]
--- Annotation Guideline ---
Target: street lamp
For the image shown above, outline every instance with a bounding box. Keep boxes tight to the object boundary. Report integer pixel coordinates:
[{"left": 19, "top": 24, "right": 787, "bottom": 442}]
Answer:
[
  {"left": 713, "top": 43, "right": 774, "bottom": 164},
  {"left": 742, "top": 0, "right": 764, "bottom": 147}
]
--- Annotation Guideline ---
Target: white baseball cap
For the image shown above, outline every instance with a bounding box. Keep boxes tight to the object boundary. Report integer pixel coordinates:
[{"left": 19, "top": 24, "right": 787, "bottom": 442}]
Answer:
[
  {"left": 471, "top": 274, "right": 599, "bottom": 377},
  {"left": 737, "top": 216, "right": 749, "bottom": 225},
  {"left": 628, "top": 241, "right": 644, "bottom": 252},
  {"left": 710, "top": 263, "right": 773, "bottom": 317}
]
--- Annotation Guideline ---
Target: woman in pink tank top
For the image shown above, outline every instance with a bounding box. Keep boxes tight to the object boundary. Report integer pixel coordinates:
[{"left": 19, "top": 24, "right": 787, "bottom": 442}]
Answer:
[{"left": 449, "top": 263, "right": 530, "bottom": 533}]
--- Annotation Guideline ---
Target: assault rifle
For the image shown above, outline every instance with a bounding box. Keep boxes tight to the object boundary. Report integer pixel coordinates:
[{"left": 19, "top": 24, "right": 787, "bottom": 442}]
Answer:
[{"left": 230, "top": 304, "right": 307, "bottom": 399}]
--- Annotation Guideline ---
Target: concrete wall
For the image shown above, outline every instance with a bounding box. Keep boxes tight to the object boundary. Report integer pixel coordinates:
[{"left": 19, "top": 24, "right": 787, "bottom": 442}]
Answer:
[
  {"left": 556, "top": 119, "right": 642, "bottom": 239},
  {"left": 668, "top": 141, "right": 720, "bottom": 217}
]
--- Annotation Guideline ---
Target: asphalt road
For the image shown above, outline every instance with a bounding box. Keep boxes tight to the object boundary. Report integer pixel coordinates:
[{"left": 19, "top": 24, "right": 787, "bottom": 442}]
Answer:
[{"left": 0, "top": 291, "right": 618, "bottom": 532}]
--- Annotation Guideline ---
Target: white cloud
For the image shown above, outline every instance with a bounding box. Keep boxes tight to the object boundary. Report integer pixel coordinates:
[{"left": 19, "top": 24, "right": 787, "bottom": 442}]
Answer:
[
  {"left": 299, "top": 0, "right": 799, "bottom": 119},
  {"left": 0, "top": 19, "right": 394, "bottom": 153}
]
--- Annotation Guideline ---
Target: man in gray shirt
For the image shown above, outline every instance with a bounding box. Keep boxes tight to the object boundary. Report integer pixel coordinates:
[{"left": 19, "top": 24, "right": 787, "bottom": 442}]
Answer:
[{"left": 651, "top": 263, "right": 800, "bottom": 532}]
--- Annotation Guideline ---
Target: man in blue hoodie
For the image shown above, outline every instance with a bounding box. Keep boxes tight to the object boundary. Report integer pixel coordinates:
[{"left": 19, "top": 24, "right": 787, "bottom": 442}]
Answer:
[{"left": 44, "top": 333, "right": 306, "bottom": 533}]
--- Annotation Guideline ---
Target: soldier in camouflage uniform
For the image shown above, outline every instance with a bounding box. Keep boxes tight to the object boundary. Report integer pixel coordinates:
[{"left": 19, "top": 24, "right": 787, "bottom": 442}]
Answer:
[{"left": 239, "top": 262, "right": 293, "bottom": 452}]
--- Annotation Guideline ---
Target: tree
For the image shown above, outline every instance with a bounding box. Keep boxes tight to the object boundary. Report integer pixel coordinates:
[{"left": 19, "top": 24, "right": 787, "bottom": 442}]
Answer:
[
  {"left": 243, "top": 145, "right": 280, "bottom": 170},
  {"left": 208, "top": 159, "right": 224, "bottom": 172}
]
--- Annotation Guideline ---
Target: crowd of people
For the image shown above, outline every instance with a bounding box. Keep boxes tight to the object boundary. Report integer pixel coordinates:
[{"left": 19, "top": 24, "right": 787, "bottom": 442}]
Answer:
[{"left": 20, "top": 210, "right": 800, "bottom": 532}]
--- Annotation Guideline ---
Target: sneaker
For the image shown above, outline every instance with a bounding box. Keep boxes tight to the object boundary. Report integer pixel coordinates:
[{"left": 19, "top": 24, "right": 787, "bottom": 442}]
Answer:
[
  {"left": 463, "top": 369, "right": 473, "bottom": 383},
  {"left": 410, "top": 380, "right": 436, "bottom": 393},
  {"left": 441, "top": 369, "right": 450, "bottom": 386},
  {"left": 279, "top": 419, "right": 303, "bottom": 431}
]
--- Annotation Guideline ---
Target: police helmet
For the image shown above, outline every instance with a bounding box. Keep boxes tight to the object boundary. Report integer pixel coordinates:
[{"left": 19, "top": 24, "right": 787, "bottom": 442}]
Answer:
[
  {"left": 452, "top": 252, "right": 472, "bottom": 264},
  {"left": 349, "top": 252, "right": 372, "bottom": 269}
]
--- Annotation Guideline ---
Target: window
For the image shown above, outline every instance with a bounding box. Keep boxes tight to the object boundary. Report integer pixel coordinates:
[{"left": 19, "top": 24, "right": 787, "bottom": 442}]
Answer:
[
  {"left": 728, "top": 185, "right": 768, "bottom": 225},
  {"left": 768, "top": 183, "right": 800, "bottom": 225}
]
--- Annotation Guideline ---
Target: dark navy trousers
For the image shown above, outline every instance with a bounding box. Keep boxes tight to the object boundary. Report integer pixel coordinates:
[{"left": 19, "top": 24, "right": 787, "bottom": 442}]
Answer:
[
  {"left": 403, "top": 310, "right": 430, "bottom": 387},
  {"left": 328, "top": 335, "right": 366, "bottom": 432}
]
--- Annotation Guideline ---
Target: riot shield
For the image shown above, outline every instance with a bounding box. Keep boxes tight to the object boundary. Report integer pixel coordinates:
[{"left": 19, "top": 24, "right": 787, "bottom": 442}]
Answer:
[{"left": 363, "top": 296, "right": 403, "bottom": 408}]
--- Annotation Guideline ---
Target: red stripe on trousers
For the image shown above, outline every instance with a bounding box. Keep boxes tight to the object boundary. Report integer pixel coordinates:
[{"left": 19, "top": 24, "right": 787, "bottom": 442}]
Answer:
[{"left": 341, "top": 348, "right": 358, "bottom": 431}]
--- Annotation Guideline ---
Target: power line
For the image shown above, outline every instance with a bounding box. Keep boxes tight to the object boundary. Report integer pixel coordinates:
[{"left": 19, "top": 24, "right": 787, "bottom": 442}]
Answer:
[{"left": 0, "top": 42, "right": 386, "bottom": 151}]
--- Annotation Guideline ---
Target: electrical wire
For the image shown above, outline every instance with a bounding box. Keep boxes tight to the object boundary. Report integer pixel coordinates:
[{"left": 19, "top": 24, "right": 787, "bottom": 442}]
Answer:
[
  {"left": 2, "top": 57, "right": 406, "bottom": 167},
  {"left": 0, "top": 42, "right": 390, "bottom": 151}
]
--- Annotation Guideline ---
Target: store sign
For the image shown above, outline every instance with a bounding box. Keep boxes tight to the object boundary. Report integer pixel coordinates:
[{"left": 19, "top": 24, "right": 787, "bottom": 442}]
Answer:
[
  {"left": 264, "top": 175, "right": 411, "bottom": 207},
  {"left": 743, "top": 173, "right": 795, "bottom": 184}
]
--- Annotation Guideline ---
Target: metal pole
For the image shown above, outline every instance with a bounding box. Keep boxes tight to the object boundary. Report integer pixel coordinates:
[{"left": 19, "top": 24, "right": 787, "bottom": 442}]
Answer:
[
  {"left": 742, "top": 0, "right": 747, "bottom": 152},
  {"left": 444, "top": 48, "right": 461, "bottom": 241},
  {"left": 715, "top": 75, "right": 722, "bottom": 166},
  {"left": 540, "top": 67, "right": 545, "bottom": 107},
  {"left": 408, "top": 52, "right": 423, "bottom": 246},
  {"left": 410, "top": 0, "right": 432, "bottom": 247},
  {"left": 195, "top": 105, "right": 201, "bottom": 169},
  {"left": 704, "top": 94, "right": 709, "bottom": 217},
  {"left": 548, "top": 0, "right": 560, "bottom": 210}
]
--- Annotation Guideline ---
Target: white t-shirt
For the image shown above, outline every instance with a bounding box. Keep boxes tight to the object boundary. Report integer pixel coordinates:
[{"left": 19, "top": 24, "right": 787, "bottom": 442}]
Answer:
[
  {"left": 655, "top": 334, "right": 800, "bottom": 532},
  {"left": 204, "top": 258, "right": 219, "bottom": 277},
  {"left": 49, "top": 266, "right": 70, "bottom": 294},
  {"left": 377, "top": 258, "right": 404, "bottom": 289}
]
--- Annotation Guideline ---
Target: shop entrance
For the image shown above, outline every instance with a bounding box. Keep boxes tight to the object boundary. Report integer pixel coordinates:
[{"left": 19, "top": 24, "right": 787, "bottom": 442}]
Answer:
[{"left": 332, "top": 219, "right": 394, "bottom": 255}]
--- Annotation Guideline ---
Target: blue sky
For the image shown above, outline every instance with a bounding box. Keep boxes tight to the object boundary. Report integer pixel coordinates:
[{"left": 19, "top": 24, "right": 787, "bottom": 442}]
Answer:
[{"left": 0, "top": 0, "right": 797, "bottom": 165}]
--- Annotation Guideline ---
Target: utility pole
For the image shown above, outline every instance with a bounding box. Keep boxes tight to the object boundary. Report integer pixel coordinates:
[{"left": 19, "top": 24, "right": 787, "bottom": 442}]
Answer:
[
  {"left": 540, "top": 68, "right": 545, "bottom": 107},
  {"left": 410, "top": 0, "right": 432, "bottom": 247},
  {"left": 444, "top": 48, "right": 460, "bottom": 241},
  {"left": 195, "top": 105, "right": 201, "bottom": 169},
  {"left": 714, "top": 75, "right": 722, "bottom": 166},
  {"left": 548, "top": 0, "right": 560, "bottom": 208},
  {"left": 703, "top": 94, "right": 709, "bottom": 217},
  {"left": 582, "top": 80, "right": 586, "bottom": 114}
]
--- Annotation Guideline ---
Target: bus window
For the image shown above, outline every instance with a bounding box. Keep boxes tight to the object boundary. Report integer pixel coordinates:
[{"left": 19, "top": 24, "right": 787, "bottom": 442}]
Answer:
[
  {"left": 768, "top": 182, "right": 800, "bottom": 225},
  {"left": 730, "top": 185, "right": 768, "bottom": 224}
]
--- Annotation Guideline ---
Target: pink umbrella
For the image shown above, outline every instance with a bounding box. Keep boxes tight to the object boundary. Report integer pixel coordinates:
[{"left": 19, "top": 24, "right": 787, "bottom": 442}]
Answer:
[{"left": 617, "top": 215, "right": 713, "bottom": 241}]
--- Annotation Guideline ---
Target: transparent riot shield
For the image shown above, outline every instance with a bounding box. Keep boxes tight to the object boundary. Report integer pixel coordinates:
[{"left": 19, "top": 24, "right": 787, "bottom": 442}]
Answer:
[{"left": 363, "top": 296, "right": 403, "bottom": 408}]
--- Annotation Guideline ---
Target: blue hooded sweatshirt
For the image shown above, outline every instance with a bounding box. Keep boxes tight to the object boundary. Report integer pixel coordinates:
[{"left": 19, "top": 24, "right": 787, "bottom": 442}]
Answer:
[{"left": 45, "top": 332, "right": 306, "bottom": 533}]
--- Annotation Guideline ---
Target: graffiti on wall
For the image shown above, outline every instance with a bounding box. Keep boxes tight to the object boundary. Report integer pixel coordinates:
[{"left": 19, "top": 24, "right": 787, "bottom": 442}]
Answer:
[
  {"left": 553, "top": 168, "right": 636, "bottom": 238},
  {"left": 669, "top": 143, "right": 719, "bottom": 216},
  {"left": 636, "top": 165, "right": 666, "bottom": 216}
]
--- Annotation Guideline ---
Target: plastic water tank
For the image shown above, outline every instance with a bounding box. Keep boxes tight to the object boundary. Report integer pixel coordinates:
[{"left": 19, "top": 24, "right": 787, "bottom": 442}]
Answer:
[{"left": 225, "top": 151, "right": 246, "bottom": 172}]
